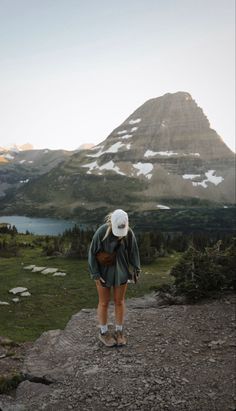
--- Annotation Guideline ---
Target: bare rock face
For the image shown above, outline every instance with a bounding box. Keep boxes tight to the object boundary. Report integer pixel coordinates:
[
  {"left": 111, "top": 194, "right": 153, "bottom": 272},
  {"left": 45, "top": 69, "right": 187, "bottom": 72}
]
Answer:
[
  {"left": 0, "top": 295, "right": 235, "bottom": 411},
  {"left": 74, "top": 91, "right": 235, "bottom": 205},
  {"left": 84, "top": 91, "right": 233, "bottom": 159},
  {"left": 108, "top": 92, "right": 228, "bottom": 159}
]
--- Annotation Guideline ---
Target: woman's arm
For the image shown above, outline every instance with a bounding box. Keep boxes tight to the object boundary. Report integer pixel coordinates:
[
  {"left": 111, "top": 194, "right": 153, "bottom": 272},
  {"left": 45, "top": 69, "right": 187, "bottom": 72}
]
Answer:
[
  {"left": 88, "top": 229, "right": 102, "bottom": 280},
  {"left": 128, "top": 229, "right": 141, "bottom": 275}
]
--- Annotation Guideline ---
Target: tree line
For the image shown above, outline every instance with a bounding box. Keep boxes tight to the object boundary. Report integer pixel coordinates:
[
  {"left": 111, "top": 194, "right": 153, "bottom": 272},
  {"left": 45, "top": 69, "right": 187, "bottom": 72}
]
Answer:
[
  {"left": 1, "top": 223, "right": 235, "bottom": 300},
  {"left": 0, "top": 223, "right": 234, "bottom": 263}
]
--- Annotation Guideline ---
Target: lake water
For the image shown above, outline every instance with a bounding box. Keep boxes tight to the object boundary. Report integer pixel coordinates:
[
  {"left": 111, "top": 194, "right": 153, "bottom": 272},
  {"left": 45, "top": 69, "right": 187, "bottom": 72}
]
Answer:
[{"left": 0, "top": 216, "right": 78, "bottom": 235}]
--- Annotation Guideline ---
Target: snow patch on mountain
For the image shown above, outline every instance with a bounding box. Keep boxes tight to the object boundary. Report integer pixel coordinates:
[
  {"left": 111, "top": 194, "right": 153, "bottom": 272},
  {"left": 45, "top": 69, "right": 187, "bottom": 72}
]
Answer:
[
  {"left": 117, "top": 126, "right": 138, "bottom": 136},
  {"left": 117, "top": 130, "right": 128, "bottom": 135},
  {"left": 144, "top": 150, "right": 178, "bottom": 157},
  {"left": 190, "top": 170, "right": 224, "bottom": 188},
  {"left": 105, "top": 142, "right": 125, "bottom": 153},
  {"left": 99, "top": 161, "right": 125, "bottom": 175},
  {"left": 144, "top": 150, "right": 158, "bottom": 158},
  {"left": 156, "top": 151, "right": 178, "bottom": 156},
  {"left": 145, "top": 150, "right": 200, "bottom": 158},
  {"left": 205, "top": 170, "right": 224, "bottom": 185},
  {"left": 4, "top": 154, "right": 15, "bottom": 160},
  {"left": 87, "top": 141, "right": 131, "bottom": 158},
  {"left": 82, "top": 161, "right": 98, "bottom": 173},
  {"left": 129, "top": 118, "right": 142, "bottom": 125},
  {"left": 82, "top": 160, "right": 125, "bottom": 176},
  {"left": 182, "top": 174, "right": 201, "bottom": 180},
  {"left": 86, "top": 147, "right": 104, "bottom": 158},
  {"left": 133, "top": 162, "right": 153, "bottom": 179}
]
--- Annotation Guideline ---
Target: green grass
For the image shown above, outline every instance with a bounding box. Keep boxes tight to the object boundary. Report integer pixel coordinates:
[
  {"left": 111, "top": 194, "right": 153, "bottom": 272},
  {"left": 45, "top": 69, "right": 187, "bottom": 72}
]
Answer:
[
  {"left": 0, "top": 374, "right": 24, "bottom": 394},
  {"left": 0, "top": 246, "right": 180, "bottom": 342}
]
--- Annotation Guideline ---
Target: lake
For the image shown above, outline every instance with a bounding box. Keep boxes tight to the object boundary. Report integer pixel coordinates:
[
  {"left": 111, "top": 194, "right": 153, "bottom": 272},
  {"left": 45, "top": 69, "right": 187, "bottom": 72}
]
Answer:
[{"left": 0, "top": 215, "right": 78, "bottom": 235}]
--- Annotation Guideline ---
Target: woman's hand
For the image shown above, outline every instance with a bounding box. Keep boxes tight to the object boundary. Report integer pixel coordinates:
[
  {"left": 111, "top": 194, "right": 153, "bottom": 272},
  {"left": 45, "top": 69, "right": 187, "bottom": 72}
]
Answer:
[{"left": 95, "top": 277, "right": 106, "bottom": 286}]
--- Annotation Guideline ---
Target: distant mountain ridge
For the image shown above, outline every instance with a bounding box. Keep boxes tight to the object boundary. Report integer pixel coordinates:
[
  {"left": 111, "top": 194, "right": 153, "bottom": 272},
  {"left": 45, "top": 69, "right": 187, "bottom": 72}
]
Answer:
[
  {"left": 0, "top": 143, "right": 34, "bottom": 152},
  {"left": 0, "top": 148, "right": 74, "bottom": 200},
  {"left": 0, "top": 92, "right": 235, "bottom": 217}
]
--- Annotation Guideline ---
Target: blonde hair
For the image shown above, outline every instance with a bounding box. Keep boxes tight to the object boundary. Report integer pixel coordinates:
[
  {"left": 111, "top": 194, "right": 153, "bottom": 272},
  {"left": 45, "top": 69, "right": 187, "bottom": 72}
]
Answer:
[{"left": 102, "top": 213, "right": 112, "bottom": 241}]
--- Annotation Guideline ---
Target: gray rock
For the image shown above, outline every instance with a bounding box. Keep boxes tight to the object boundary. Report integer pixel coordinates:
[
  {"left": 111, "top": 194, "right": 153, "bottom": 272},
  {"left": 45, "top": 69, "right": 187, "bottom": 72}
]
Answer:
[
  {"left": 2, "top": 293, "right": 234, "bottom": 411},
  {"left": 0, "top": 346, "right": 7, "bottom": 358},
  {"left": 0, "top": 395, "right": 27, "bottom": 411}
]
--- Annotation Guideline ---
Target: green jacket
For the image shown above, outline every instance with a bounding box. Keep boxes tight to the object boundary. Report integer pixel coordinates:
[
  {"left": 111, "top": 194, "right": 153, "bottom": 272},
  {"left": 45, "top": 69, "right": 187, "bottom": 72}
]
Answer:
[{"left": 88, "top": 224, "right": 141, "bottom": 287}]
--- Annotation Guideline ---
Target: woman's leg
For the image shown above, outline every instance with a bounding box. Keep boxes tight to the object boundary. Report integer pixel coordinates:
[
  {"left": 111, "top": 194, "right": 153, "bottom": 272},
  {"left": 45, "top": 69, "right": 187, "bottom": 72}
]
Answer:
[
  {"left": 95, "top": 281, "right": 116, "bottom": 347},
  {"left": 113, "top": 283, "right": 128, "bottom": 326},
  {"left": 95, "top": 280, "right": 111, "bottom": 326}
]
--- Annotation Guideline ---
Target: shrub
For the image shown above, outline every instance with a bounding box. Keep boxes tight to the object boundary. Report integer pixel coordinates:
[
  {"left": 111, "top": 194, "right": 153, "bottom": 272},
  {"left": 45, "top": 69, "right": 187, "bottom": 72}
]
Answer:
[
  {"left": 170, "top": 238, "right": 236, "bottom": 301},
  {"left": 0, "top": 374, "right": 24, "bottom": 394}
]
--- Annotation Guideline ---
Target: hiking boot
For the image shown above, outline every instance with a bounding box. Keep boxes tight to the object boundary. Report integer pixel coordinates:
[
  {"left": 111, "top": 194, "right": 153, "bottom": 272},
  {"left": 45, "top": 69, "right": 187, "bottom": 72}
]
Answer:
[
  {"left": 98, "top": 331, "right": 117, "bottom": 347},
  {"left": 114, "top": 330, "right": 127, "bottom": 346}
]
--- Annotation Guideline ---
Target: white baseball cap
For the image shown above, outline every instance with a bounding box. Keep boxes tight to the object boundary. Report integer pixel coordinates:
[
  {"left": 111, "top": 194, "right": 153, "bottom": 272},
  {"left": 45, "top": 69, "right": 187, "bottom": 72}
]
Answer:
[{"left": 111, "top": 209, "right": 129, "bottom": 237}]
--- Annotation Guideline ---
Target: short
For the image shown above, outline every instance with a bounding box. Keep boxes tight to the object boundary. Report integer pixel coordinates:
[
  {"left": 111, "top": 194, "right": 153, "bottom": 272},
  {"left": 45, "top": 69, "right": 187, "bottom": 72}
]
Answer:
[{"left": 99, "top": 279, "right": 127, "bottom": 288}]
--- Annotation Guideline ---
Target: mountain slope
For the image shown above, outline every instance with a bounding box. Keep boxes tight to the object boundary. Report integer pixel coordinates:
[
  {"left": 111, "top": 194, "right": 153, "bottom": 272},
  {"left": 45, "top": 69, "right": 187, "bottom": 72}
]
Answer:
[
  {"left": 0, "top": 148, "right": 74, "bottom": 199},
  {"left": 1, "top": 92, "right": 235, "bottom": 217}
]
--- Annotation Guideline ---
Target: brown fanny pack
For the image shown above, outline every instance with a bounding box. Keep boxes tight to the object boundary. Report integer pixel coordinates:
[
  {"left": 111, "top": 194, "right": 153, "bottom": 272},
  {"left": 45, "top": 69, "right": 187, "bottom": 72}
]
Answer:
[
  {"left": 96, "top": 251, "right": 116, "bottom": 266},
  {"left": 96, "top": 239, "right": 122, "bottom": 267}
]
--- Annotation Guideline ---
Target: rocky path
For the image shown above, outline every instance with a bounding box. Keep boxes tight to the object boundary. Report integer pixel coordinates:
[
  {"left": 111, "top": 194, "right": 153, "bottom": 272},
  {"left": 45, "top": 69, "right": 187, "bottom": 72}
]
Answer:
[{"left": 0, "top": 293, "right": 235, "bottom": 411}]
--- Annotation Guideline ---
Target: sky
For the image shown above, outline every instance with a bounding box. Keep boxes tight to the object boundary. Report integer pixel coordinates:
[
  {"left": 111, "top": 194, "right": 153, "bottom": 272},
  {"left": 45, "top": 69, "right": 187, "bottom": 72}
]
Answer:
[{"left": 0, "top": 0, "right": 235, "bottom": 152}]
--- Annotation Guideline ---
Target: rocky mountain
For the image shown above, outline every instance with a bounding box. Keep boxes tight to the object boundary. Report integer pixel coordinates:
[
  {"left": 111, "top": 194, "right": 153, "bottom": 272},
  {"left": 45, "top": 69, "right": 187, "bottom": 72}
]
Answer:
[
  {"left": 76, "top": 143, "right": 95, "bottom": 151},
  {"left": 1, "top": 92, "right": 235, "bottom": 217},
  {"left": 0, "top": 142, "right": 34, "bottom": 152},
  {"left": 0, "top": 148, "right": 74, "bottom": 200}
]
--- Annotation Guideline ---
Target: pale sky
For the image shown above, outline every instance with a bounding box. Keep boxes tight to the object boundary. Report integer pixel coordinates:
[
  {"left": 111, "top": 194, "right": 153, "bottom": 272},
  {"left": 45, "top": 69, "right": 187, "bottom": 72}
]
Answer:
[{"left": 0, "top": 0, "right": 235, "bottom": 152}]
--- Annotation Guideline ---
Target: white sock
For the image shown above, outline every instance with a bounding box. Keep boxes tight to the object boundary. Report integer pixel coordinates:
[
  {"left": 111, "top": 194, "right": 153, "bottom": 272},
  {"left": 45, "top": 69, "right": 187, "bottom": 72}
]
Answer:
[
  {"left": 100, "top": 324, "right": 108, "bottom": 334},
  {"left": 115, "top": 324, "right": 123, "bottom": 332}
]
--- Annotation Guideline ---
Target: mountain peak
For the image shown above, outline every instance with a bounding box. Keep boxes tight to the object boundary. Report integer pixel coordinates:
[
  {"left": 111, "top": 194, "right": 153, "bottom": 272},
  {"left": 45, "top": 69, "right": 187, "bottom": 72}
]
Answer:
[
  {"left": 76, "top": 143, "right": 95, "bottom": 151},
  {"left": 123, "top": 91, "right": 210, "bottom": 135},
  {"left": 96, "top": 91, "right": 233, "bottom": 162},
  {"left": 0, "top": 143, "right": 34, "bottom": 152},
  {"left": 164, "top": 90, "right": 192, "bottom": 97},
  {"left": 75, "top": 91, "right": 234, "bottom": 205}
]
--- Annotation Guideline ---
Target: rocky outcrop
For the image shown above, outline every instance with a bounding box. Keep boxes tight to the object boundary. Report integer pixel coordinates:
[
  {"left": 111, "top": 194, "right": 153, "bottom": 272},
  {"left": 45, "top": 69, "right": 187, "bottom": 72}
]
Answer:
[{"left": 0, "top": 294, "right": 235, "bottom": 411}]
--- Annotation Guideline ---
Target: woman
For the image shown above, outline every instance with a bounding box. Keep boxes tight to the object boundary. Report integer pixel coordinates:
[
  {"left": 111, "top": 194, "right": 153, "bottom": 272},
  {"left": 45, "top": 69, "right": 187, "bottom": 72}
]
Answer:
[{"left": 88, "top": 209, "right": 141, "bottom": 347}]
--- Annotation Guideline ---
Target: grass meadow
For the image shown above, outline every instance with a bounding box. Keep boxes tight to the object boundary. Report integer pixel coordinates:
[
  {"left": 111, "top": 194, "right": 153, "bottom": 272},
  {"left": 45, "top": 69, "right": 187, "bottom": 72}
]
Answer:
[{"left": 0, "top": 243, "right": 180, "bottom": 342}]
